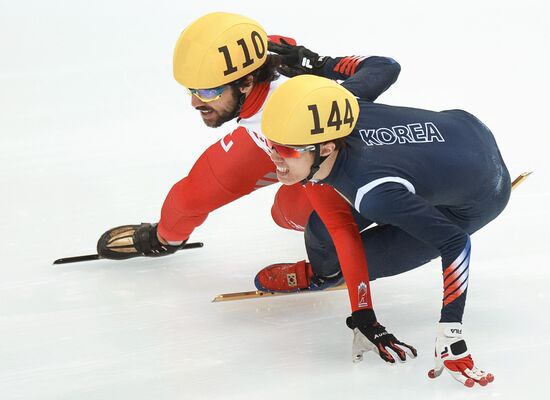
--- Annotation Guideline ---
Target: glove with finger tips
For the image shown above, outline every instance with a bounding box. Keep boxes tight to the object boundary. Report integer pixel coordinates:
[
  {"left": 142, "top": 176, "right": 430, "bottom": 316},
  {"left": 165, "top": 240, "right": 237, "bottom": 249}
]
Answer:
[
  {"left": 97, "top": 223, "right": 186, "bottom": 260},
  {"left": 429, "top": 322, "right": 494, "bottom": 387},
  {"left": 347, "top": 309, "right": 417, "bottom": 364},
  {"left": 268, "top": 38, "right": 328, "bottom": 77}
]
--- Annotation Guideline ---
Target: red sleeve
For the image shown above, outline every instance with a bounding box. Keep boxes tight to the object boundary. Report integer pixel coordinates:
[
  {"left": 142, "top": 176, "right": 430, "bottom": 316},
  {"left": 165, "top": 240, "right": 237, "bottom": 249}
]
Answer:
[
  {"left": 157, "top": 126, "right": 276, "bottom": 242},
  {"left": 304, "top": 183, "right": 373, "bottom": 312}
]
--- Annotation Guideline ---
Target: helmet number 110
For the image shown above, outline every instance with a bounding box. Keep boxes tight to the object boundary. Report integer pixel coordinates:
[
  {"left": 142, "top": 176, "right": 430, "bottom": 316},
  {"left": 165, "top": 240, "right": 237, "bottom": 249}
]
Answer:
[{"left": 218, "top": 31, "right": 266, "bottom": 77}]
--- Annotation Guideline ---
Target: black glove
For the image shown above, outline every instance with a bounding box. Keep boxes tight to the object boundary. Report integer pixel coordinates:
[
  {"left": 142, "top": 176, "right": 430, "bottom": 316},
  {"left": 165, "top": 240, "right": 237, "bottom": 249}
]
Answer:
[
  {"left": 346, "top": 309, "right": 417, "bottom": 363},
  {"left": 268, "top": 38, "right": 328, "bottom": 77},
  {"left": 97, "top": 223, "right": 186, "bottom": 260}
]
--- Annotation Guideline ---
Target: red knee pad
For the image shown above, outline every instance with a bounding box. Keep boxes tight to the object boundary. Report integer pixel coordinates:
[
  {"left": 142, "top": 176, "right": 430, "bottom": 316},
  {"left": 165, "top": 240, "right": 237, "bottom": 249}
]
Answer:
[{"left": 271, "top": 184, "right": 313, "bottom": 231}]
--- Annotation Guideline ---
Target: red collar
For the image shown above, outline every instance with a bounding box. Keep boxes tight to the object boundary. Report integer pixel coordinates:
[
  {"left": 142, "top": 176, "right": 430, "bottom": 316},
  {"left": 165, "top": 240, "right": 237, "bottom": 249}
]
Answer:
[{"left": 239, "top": 82, "right": 270, "bottom": 119}]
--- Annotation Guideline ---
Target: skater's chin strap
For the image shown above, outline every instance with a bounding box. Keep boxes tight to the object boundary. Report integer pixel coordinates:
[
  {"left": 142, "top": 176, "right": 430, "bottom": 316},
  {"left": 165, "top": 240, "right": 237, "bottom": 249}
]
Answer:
[{"left": 301, "top": 144, "right": 327, "bottom": 185}]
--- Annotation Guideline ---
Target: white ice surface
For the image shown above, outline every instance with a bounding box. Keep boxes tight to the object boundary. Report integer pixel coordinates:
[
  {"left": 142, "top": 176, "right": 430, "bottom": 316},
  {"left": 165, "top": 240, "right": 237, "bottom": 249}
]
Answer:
[{"left": 1, "top": 1, "right": 549, "bottom": 399}]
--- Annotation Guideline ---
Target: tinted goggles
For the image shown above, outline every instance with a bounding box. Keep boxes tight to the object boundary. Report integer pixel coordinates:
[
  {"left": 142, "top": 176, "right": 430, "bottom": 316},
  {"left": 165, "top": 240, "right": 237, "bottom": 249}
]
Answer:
[
  {"left": 266, "top": 139, "right": 316, "bottom": 158},
  {"left": 186, "top": 85, "right": 228, "bottom": 102}
]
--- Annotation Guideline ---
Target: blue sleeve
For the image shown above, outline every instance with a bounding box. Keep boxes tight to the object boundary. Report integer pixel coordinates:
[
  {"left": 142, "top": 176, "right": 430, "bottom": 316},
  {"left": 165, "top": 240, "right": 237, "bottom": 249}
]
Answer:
[
  {"left": 320, "top": 56, "right": 401, "bottom": 101},
  {"left": 357, "top": 182, "right": 470, "bottom": 323}
]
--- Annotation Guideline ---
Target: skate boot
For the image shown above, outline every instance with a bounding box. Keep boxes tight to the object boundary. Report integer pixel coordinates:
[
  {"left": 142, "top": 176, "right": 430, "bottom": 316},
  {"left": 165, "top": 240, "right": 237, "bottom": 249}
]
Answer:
[{"left": 254, "top": 260, "right": 344, "bottom": 293}]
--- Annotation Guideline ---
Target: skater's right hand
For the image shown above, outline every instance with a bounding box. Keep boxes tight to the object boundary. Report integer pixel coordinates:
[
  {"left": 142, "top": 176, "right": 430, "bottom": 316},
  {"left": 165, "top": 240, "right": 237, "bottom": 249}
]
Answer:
[
  {"left": 97, "top": 223, "right": 187, "bottom": 260},
  {"left": 346, "top": 309, "right": 417, "bottom": 364},
  {"left": 268, "top": 38, "right": 327, "bottom": 77}
]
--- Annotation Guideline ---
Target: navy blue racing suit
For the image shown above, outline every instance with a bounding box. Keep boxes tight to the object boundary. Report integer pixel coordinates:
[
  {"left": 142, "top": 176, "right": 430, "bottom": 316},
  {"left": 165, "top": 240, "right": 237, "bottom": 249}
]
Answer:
[{"left": 306, "top": 102, "right": 511, "bottom": 322}]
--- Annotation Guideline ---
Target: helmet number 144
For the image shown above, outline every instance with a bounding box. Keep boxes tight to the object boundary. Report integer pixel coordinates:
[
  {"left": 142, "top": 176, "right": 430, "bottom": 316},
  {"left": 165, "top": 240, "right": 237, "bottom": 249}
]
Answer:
[{"left": 307, "top": 99, "right": 355, "bottom": 135}]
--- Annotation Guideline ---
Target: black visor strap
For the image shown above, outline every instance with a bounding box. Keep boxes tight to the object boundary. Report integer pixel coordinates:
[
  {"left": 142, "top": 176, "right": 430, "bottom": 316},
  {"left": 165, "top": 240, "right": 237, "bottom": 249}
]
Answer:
[{"left": 301, "top": 145, "right": 328, "bottom": 185}]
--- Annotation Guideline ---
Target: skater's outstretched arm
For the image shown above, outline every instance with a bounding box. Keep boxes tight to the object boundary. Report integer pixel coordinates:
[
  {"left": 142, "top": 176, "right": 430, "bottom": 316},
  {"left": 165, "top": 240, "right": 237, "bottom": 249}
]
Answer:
[
  {"left": 304, "top": 183, "right": 416, "bottom": 364},
  {"left": 268, "top": 37, "right": 400, "bottom": 100}
]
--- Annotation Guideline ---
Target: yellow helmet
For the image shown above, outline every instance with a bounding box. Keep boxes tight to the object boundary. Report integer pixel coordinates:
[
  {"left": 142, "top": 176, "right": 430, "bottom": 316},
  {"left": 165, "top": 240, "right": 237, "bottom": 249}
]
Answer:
[
  {"left": 173, "top": 12, "right": 268, "bottom": 89},
  {"left": 261, "top": 75, "right": 360, "bottom": 146}
]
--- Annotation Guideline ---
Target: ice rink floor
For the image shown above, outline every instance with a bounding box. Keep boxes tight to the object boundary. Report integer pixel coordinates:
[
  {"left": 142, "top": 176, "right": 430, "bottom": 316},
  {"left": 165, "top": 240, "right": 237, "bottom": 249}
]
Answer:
[{"left": 1, "top": 1, "right": 549, "bottom": 399}]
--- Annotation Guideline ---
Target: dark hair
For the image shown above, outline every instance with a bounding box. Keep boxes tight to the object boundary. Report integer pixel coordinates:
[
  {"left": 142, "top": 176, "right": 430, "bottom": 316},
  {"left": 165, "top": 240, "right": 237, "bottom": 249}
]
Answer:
[
  {"left": 327, "top": 138, "right": 348, "bottom": 150},
  {"left": 251, "top": 54, "right": 282, "bottom": 84},
  {"left": 231, "top": 54, "right": 281, "bottom": 90}
]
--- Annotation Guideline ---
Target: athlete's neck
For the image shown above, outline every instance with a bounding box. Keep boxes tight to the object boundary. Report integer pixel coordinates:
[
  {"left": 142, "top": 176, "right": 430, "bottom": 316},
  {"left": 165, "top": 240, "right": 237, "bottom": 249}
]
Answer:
[
  {"left": 312, "top": 149, "right": 339, "bottom": 181},
  {"left": 239, "top": 82, "right": 270, "bottom": 119}
]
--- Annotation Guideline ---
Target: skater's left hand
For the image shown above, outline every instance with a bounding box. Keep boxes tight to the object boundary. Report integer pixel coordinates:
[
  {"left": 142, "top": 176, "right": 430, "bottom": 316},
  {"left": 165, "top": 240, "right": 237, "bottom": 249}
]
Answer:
[
  {"left": 346, "top": 309, "right": 417, "bottom": 364},
  {"left": 429, "top": 322, "right": 494, "bottom": 387}
]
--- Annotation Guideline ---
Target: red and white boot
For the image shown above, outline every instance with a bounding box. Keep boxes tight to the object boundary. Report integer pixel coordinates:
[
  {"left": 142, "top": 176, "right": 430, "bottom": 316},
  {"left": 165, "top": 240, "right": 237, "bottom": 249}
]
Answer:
[{"left": 254, "top": 261, "right": 343, "bottom": 292}]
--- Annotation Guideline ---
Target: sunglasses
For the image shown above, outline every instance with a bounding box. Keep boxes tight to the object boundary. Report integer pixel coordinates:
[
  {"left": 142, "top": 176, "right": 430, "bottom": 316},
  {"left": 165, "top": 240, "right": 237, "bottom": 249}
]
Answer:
[
  {"left": 186, "top": 85, "right": 228, "bottom": 102},
  {"left": 266, "top": 139, "right": 316, "bottom": 158}
]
